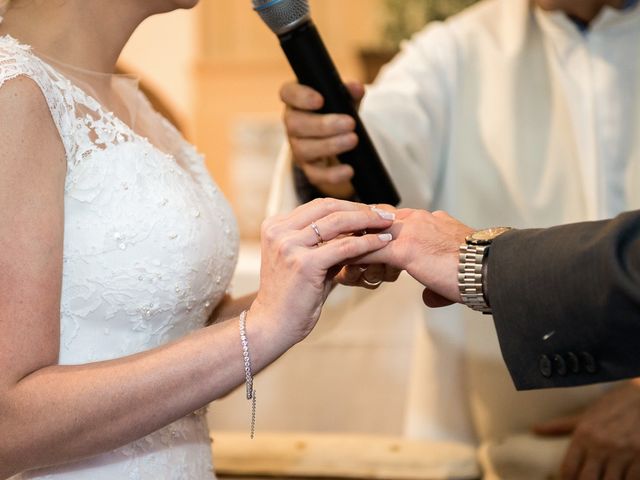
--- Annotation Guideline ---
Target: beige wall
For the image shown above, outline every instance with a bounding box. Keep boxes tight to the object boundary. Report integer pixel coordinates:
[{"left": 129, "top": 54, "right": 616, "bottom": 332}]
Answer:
[
  {"left": 120, "top": 5, "right": 201, "bottom": 138},
  {"left": 196, "top": 0, "right": 383, "bottom": 214}
]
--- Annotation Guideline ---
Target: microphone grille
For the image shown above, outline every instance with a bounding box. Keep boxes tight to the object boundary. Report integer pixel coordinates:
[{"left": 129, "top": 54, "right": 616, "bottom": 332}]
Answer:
[{"left": 252, "top": 0, "right": 310, "bottom": 35}]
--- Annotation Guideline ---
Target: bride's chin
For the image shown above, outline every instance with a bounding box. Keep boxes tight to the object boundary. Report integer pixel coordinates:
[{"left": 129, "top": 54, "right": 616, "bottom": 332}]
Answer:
[
  {"left": 152, "top": 0, "right": 200, "bottom": 13},
  {"left": 171, "top": 0, "right": 200, "bottom": 9}
]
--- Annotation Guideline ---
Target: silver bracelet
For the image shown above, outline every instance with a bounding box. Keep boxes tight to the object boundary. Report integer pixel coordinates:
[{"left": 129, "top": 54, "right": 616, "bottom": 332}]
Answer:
[{"left": 239, "top": 310, "right": 256, "bottom": 438}]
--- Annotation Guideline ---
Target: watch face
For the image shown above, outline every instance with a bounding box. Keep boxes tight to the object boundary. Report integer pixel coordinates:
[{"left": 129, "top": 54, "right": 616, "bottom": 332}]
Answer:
[{"left": 467, "top": 227, "right": 512, "bottom": 245}]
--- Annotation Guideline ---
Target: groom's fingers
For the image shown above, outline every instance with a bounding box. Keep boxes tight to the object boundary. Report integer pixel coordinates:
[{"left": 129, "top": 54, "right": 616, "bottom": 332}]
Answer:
[
  {"left": 422, "top": 289, "right": 454, "bottom": 308},
  {"left": 336, "top": 264, "right": 401, "bottom": 288},
  {"left": 336, "top": 265, "right": 366, "bottom": 286},
  {"left": 384, "top": 267, "right": 402, "bottom": 283},
  {"left": 361, "top": 264, "right": 385, "bottom": 285}
]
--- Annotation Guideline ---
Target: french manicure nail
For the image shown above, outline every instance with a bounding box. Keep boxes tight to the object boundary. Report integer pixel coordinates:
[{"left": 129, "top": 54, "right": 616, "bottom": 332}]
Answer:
[
  {"left": 373, "top": 208, "right": 395, "bottom": 221},
  {"left": 378, "top": 233, "right": 393, "bottom": 242}
]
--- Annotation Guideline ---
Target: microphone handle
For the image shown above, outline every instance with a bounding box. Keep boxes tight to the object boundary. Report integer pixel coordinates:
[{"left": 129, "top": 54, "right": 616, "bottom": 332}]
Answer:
[{"left": 279, "top": 21, "right": 401, "bottom": 206}]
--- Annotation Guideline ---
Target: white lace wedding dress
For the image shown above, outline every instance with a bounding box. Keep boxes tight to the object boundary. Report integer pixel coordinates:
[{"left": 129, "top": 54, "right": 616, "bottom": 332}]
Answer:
[{"left": 0, "top": 34, "right": 239, "bottom": 479}]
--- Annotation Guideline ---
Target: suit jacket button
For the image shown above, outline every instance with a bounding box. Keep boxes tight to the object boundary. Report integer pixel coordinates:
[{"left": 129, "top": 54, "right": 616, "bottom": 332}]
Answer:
[
  {"left": 580, "top": 351, "right": 598, "bottom": 374},
  {"left": 539, "top": 354, "right": 553, "bottom": 378},
  {"left": 567, "top": 352, "right": 580, "bottom": 373},
  {"left": 553, "top": 354, "right": 567, "bottom": 376}
]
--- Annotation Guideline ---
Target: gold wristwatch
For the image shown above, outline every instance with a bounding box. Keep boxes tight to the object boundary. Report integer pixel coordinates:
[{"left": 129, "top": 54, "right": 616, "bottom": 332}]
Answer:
[{"left": 458, "top": 227, "right": 512, "bottom": 314}]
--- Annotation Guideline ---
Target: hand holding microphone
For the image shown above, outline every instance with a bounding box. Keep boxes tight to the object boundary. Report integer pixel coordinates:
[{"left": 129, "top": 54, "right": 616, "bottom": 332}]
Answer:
[
  {"left": 253, "top": 0, "right": 401, "bottom": 206},
  {"left": 280, "top": 80, "right": 365, "bottom": 200}
]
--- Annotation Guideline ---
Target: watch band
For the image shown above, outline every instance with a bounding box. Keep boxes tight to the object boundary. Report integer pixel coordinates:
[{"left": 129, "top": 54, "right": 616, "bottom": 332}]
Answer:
[{"left": 458, "top": 244, "right": 491, "bottom": 314}]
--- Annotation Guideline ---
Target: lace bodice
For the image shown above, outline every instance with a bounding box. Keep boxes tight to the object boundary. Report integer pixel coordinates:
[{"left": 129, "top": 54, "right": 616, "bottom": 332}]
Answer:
[{"left": 1, "top": 35, "right": 239, "bottom": 479}]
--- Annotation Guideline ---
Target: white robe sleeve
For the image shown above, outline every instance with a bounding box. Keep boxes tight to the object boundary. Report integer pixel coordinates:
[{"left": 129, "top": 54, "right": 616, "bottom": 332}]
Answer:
[
  {"left": 266, "top": 144, "right": 299, "bottom": 216},
  {"left": 361, "top": 22, "right": 458, "bottom": 209}
]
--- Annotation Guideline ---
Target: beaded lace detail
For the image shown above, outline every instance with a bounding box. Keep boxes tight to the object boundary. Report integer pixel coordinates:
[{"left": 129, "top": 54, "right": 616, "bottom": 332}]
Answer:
[{"left": 1, "top": 35, "right": 238, "bottom": 479}]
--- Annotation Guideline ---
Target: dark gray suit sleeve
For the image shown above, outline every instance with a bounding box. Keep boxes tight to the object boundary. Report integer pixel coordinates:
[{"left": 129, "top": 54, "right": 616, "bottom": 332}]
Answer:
[{"left": 488, "top": 210, "right": 640, "bottom": 390}]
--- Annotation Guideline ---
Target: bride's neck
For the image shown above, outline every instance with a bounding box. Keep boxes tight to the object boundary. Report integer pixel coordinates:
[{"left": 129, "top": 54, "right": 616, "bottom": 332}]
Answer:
[{"left": 0, "top": 1, "right": 150, "bottom": 73}]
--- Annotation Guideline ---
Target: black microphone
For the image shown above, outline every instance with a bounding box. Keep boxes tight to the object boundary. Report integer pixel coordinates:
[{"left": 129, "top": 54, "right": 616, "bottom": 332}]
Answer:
[{"left": 253, "top": 0, "right": 401, "bottom": 206}]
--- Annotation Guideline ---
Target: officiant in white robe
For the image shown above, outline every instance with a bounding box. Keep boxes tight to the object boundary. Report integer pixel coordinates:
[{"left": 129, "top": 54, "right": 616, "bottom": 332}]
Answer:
[{"left": 268, "top": 0, "right": 640, "bottom": 476}]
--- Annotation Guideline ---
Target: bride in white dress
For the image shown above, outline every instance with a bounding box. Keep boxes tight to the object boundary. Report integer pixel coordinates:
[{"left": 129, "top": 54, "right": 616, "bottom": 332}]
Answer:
[{"left": 0, "top": 1, "right": 397, "bottom": 479}]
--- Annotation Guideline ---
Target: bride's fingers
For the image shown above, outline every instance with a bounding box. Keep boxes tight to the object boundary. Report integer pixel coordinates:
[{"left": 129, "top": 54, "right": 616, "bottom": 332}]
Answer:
[
  {"left": 287, "top": 198, "right": 395, "bottom": 230},
  {"left": 298, "top": 209, "right": 395, "bottom": 247},
  {"left": 313, "top": 233, "right": 393, "bottom": 270},
  {"left": 368, "top": 203, "right": 396, "bottom": 213},
  {"left": 354, "top": 247, "right": 396, "bottom": 268},
  {"left": 285, "top": 198, "right": 362, "bottom": 229}
]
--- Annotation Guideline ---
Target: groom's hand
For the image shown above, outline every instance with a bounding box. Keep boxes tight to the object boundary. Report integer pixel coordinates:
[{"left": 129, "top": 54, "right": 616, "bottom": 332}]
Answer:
[
  {"left": 533, "top": 380, "right": 640, "bottom": 480},
  {"left": 358, "top": 208, "right": 473, "bottom": 305}
]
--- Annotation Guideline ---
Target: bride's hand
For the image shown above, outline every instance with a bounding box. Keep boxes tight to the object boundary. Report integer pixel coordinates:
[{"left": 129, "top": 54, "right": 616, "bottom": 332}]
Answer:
[{"left": 251, "top": 198, "right": 395, "bottom": 348}]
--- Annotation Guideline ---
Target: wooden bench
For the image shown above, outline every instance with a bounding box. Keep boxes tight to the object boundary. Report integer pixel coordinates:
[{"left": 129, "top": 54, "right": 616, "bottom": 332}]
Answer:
[{"left": 213, "top": 432, "right": 479, "bottom": 480}]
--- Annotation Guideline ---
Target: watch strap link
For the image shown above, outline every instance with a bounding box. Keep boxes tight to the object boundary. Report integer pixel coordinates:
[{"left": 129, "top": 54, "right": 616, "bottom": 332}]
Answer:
[{"left": 458, "top": 244, "right": 491, "bottom": 314}]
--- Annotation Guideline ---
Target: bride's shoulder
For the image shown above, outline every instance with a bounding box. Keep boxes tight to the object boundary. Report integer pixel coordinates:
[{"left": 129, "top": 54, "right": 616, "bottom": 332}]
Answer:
[
  {"left": 0, "top": 35, "right": 75, "bottom": 169},
  {"left": 0, "top": 37, "right": 51, "bottom": 117},
  {"left": 0, "top": 67, "right": 67, "bottom": 177},
  {"left": 0, "top": 35, "right": 65, "bottom": 105},
  {"left": 0, "top": 35, "right": 74, "bottom": 156},
  {"left": 0, "top": 53, "right": 62, "bottom": 144},
  {"left": 0, "top": 34, "right": 68, "bottom": 103}
]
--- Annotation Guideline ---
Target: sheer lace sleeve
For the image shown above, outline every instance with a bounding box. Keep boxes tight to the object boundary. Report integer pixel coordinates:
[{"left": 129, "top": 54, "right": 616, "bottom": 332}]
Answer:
[{"left": 0, "top": 36, "right": 76, "bottom": 161}]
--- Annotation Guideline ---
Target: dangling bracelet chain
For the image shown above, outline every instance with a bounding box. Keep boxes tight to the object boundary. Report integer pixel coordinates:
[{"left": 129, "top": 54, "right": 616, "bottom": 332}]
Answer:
[{"left": 239, "top": 310, "right": 256, "bottom": 438}]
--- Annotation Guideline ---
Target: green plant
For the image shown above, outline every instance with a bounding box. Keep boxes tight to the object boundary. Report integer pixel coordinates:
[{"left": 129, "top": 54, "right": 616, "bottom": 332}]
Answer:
[{"left": 380, "top": 0, "right": 479, "bottom": 50}]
